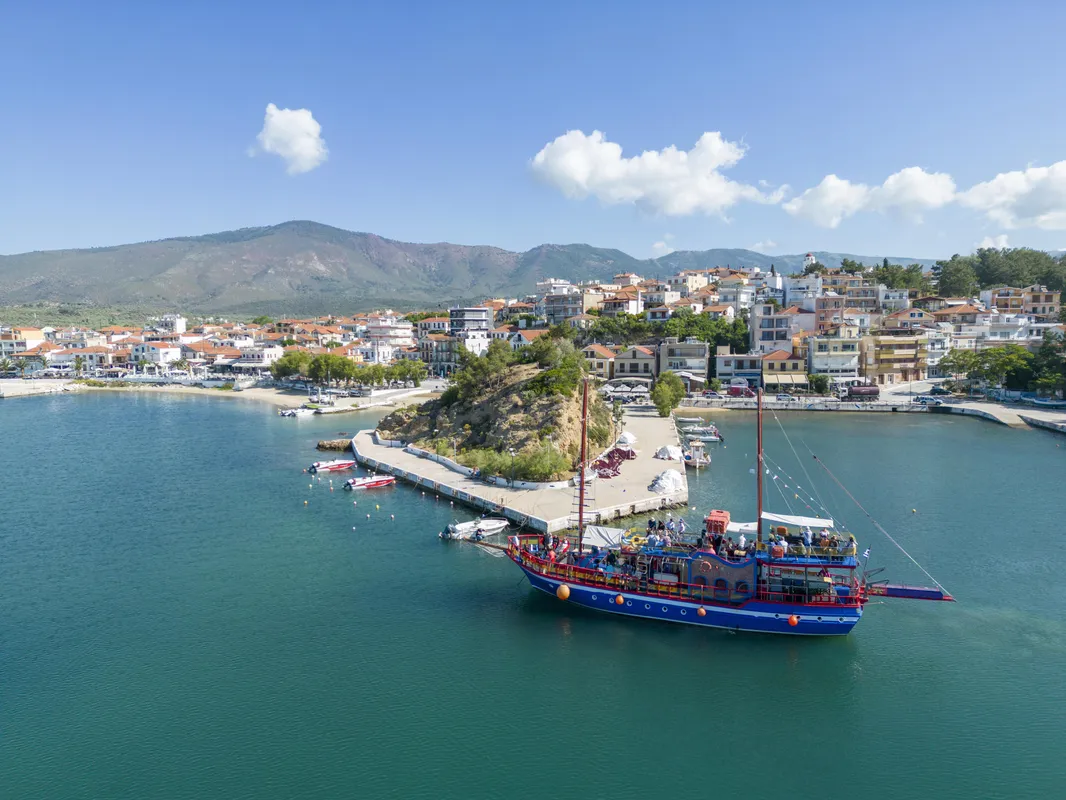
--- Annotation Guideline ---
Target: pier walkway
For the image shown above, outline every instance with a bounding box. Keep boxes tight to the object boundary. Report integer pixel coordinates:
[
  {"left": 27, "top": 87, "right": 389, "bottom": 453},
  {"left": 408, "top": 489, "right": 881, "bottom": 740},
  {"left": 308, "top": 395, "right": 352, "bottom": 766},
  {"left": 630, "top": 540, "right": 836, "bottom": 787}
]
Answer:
[{"left": 350, "top": 407, "right": 689, "bottom": 533}]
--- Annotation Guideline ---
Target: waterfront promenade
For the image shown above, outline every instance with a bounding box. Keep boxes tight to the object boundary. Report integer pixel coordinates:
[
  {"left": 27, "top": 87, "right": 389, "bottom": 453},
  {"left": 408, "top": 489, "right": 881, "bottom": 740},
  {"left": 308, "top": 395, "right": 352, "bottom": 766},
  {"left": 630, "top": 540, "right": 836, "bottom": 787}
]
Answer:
[
  {"left": 351, "top": 406, "right": 689, "bottom": 533},
  {"left": 680, "top": 393, "right": 1066, "bottom": 430}
]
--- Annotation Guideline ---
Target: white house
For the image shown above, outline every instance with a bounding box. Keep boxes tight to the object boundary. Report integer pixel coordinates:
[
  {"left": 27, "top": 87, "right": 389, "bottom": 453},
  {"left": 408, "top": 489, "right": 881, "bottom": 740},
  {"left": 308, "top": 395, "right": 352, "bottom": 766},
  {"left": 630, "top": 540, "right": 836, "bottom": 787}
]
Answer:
[{"left": 130, "top": 342, "right": 182, "bottom": 366}]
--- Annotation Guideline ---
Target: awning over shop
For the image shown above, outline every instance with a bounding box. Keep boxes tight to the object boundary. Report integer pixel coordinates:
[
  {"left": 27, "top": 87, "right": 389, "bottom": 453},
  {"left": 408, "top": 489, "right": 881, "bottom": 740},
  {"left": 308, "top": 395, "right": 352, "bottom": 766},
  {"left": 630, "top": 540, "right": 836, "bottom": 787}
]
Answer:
[{"left": 764, "top": 373, "right": 808, "bottom": 385}]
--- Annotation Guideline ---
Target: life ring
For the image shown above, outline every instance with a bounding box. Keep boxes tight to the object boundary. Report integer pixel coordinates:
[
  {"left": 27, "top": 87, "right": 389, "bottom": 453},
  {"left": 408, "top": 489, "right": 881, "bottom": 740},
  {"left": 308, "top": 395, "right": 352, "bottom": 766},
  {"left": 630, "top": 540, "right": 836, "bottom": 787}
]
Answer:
[
  {"left": 699, "top": 560, "right": 712, "bottom": 573},
  {"left": 629, "top": 536, "right": 647, "bottom": 547}
]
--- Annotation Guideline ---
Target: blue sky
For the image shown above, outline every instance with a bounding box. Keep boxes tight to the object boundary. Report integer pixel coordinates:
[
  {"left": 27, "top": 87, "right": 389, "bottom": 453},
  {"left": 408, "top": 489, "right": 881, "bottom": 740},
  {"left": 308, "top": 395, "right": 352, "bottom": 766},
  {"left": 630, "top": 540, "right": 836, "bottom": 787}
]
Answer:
[{"left": 3, "top": 0, "right": 1066, "bottom": 259}]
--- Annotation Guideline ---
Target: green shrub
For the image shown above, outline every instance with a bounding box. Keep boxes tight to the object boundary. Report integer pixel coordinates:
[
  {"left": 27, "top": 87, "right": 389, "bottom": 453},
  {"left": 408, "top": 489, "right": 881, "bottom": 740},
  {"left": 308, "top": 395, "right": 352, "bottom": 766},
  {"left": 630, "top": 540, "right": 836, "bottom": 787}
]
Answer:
[{"left": 438, "top": 385, "right": 460, "bottom": 406}]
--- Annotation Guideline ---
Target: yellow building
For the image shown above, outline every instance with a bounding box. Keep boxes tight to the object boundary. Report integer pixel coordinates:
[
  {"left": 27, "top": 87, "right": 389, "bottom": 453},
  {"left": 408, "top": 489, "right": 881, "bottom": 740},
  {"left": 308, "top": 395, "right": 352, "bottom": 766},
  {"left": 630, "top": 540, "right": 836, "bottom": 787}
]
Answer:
[
  {"left": 761, "top": 348, "right": 809, "bottom": 392},
  {"left": 862, "top": 332, "right": 929, "bottom": 385}
]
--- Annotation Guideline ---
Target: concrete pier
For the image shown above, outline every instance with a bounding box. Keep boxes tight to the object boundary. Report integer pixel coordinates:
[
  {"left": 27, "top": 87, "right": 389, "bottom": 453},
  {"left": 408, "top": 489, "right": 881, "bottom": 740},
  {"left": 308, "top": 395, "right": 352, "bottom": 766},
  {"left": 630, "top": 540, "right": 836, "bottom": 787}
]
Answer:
[{"left": 350, "top": 407, "right": 689, "bottom": 533}]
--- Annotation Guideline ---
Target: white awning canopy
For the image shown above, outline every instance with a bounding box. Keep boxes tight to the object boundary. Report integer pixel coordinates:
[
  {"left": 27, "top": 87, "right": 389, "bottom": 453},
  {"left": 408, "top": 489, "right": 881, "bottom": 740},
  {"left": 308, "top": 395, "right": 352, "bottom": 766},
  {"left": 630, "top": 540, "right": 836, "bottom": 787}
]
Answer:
[
  {"left": 763, "top": 512, "right": 834, "bottom": 528},
  {"left": 726, "top": 513, "right": 834, "bottom": 534},
  {"left": 582, "top": 526, "right": 628, "bottom": 548}
]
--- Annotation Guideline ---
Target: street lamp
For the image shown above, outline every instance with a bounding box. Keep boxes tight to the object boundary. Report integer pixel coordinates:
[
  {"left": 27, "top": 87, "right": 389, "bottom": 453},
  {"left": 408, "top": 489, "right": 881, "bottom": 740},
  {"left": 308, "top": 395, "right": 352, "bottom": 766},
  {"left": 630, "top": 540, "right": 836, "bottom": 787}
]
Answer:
[{"left": 509, "top": 448, "right": 516, "bottom": 487}]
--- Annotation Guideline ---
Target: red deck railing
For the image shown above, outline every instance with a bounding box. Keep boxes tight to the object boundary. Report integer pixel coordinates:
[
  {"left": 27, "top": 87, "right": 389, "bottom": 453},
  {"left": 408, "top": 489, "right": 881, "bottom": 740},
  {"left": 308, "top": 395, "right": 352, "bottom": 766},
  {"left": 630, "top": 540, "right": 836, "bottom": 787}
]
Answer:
[{"left": 509, "top": 539, "right": 864, "bottom": 609}]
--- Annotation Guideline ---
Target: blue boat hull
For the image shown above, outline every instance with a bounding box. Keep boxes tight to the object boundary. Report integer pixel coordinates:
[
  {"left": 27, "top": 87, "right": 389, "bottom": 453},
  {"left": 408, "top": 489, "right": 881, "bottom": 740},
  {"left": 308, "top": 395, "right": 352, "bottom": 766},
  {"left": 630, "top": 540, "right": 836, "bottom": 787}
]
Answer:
[{"left": 520, "top": 565, "right": 862, "bottom": 636}]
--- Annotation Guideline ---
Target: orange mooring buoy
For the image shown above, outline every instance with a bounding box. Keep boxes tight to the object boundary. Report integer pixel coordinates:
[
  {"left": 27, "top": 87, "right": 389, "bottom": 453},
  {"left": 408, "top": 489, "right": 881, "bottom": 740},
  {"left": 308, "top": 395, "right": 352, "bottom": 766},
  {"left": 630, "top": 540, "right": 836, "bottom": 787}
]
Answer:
[
  {"left": 556, "top": 585, "right": 570, "bottom": 600},
  {"left": 614, "top": 594, "right": 624, "bottom": 605},
  {"left": 788, "top": 615, "right": 799, "bottom": 626},
  {"left": 697, "top": 607, "right": 706, "bottom": 617}
]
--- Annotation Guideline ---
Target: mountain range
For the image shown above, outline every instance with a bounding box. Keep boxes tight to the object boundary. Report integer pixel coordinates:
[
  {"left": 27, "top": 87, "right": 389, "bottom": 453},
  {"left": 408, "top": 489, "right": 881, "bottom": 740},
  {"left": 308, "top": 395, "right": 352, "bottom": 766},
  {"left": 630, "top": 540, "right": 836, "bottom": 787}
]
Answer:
[{"left": 0, "top": 221, "right": 940, "bottom": 316}]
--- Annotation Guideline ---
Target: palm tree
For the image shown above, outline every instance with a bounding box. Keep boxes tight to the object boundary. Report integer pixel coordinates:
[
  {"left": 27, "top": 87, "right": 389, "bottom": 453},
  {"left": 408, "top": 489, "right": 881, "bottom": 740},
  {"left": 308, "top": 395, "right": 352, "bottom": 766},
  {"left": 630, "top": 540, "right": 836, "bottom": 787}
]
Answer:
[
  {"left": 0, "top": 357, "right": 13, "bottom": 376},
  {"left": 137, "top": 358, "right": 151, "bottom": 375},
  {"left": 173, "top": 357, "right": 189, "bottom": 373},
  {"left": 73, "top": 355, "right": 85, "bottom": 377}
]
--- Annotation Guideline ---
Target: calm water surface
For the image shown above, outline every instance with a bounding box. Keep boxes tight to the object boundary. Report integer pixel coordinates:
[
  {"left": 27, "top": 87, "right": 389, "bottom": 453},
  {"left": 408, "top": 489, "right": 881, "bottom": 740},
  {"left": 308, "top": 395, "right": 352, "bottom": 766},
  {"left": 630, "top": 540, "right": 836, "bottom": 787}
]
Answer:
[{"left": 1, "top": 393, "right": 1064, "bottom": 799}]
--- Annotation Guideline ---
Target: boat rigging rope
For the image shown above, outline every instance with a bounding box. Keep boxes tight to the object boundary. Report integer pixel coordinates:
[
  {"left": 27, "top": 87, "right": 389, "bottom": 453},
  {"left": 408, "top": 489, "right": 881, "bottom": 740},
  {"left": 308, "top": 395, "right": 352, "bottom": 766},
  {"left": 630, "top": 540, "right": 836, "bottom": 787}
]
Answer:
[
  {"left": 769, "top": 408, "right": 834, "bottom": 523},
  {"left": 806, "top": 446, "right": 952, "bottom": 596},
  {"left": 762, "top": 451, "right": 848, "bottom": 530}
]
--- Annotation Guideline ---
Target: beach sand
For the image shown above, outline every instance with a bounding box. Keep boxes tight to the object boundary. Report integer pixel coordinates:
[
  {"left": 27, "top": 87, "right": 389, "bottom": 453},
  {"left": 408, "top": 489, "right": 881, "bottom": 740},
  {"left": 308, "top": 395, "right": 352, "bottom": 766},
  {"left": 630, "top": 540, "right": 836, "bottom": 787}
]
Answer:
[{"left": 1, "top": 379, "right": 437, "bottom": 410}]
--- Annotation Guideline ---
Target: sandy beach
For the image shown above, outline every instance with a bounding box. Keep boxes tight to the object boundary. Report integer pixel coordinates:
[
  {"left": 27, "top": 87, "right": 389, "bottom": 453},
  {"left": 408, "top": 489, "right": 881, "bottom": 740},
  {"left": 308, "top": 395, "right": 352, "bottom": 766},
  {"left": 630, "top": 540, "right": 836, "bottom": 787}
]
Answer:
[{"left": 0, "top": 378, "right": 439, "bottom": 410}]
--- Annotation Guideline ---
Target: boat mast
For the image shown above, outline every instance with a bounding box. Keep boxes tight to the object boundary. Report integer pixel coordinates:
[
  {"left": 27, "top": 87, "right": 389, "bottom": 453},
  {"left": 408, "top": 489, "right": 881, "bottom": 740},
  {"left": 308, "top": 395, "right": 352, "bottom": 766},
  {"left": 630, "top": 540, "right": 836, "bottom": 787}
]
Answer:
[
  {"left": 577, "top": 376, "right": 588, "bottom": 554},
  {"left": 756, "top": 387, "right": 764, "bottom": 545}
]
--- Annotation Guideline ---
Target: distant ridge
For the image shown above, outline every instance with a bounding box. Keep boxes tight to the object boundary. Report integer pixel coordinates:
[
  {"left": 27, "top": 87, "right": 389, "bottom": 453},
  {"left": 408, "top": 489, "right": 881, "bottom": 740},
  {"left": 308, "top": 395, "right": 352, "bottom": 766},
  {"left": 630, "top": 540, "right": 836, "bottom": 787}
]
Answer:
[{"left": 0, "top": 220, "right": 938, "bottom": 315}]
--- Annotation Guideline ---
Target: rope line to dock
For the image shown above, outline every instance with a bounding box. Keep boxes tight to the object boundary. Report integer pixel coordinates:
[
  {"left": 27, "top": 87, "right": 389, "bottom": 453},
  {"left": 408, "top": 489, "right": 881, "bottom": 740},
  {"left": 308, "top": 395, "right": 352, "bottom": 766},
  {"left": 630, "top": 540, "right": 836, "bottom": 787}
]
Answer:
[{"left": 807, "top": 448, "right": 952, "bottom": 597}]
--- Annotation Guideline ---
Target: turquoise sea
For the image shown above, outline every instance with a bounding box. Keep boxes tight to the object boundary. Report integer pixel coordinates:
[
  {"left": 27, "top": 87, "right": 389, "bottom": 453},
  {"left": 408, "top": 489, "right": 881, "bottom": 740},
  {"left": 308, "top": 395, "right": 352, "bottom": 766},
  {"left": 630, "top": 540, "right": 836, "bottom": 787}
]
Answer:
[{"left": 1, "top": 392, "right": 1065, "bottom": 799}]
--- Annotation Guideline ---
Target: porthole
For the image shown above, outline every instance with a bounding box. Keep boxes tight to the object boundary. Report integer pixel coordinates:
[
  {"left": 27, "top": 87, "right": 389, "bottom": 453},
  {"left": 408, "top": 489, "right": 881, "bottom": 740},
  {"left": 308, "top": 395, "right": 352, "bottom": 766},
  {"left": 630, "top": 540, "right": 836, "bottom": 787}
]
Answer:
[
  {"left": 817, "top": 616, "right": 823, "bottom": 621},
  {"left": 838, "top": 617, "right": 844, "bottom": 622},
  {"left": 661, "top": 606, "right": 668, "bottom": 613},
  {"left": 680, "top": 610, "right": 687, "bottom": 616},
  {"left": 591, "top": 595, "right": 597, "bottom": 601},
  {"left": 626, "top": 601, "right": 632, "bottom": 607},
  {"left": 644, "top": 604, "right": 650, "bottom": 610},
  {"left": 774, "top": 614, "right": 780, "bottom": 618}
]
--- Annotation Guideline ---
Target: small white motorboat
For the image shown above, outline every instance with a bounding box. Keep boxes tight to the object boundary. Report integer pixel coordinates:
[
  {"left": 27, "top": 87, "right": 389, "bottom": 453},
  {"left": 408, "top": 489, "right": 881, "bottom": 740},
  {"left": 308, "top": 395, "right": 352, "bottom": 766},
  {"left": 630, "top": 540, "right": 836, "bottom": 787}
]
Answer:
[
  {"left": 308, "top": 459, "right": 356, "bottom": 474},
  {"left": 279, "top": 407, "right": 314, "bottom": 417},
  {"left": 343, "top": 475, "right": 396, "bottom": 490},
  {"left": 439, "top": 517, "right": 510, "bottom": 541},
  {"left": 675, "top": 416, "right": 703, "bottom": 423},
  {"left": 678, "top": 424, "right": 718, "bottom": 434},
  {"left": 687, "top": 433, "right": 721, "bottom": 443}
]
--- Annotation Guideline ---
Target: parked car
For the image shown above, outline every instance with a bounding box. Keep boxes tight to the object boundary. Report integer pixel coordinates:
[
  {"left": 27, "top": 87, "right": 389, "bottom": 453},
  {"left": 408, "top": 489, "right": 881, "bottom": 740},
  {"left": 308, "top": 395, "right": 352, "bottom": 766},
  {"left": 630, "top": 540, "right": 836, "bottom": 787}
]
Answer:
[
  {"left": 913, "top": 396, "right": 944, "bottom": 406},
  {"left": 775, "top": 393, "right": 798, "bottom": 402},
  {"left": 727, "top": 386, "right": 756, "bottom": 398},
  {"left": 929, "top": 386, "right": 952, "bottom": 396},
  {"left": 702, "top": 390, "right": 723, "bottom": 398}
]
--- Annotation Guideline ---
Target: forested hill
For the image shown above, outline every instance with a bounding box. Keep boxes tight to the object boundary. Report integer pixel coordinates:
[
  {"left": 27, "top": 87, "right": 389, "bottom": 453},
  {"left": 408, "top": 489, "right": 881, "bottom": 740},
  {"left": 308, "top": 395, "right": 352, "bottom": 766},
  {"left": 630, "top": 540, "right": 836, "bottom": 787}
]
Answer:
[{"left": 0, "top": 220, "right": 939, "bottom": 315}]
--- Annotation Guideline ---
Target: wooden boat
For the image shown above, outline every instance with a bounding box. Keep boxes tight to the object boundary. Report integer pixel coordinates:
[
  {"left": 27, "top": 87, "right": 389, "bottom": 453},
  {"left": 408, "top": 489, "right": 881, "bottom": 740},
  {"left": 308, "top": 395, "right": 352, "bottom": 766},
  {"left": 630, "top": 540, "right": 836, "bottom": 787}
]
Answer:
[{"left": 491, "top": 382, "right": 953, "bottom": 637}]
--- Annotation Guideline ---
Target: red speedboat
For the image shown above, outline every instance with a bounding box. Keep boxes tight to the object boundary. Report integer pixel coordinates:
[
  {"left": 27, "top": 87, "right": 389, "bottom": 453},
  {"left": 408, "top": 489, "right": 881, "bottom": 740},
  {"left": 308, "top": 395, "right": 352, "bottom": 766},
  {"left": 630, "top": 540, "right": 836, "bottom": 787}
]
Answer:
[
  {"left": 343, "top": 475, "right": 396, "bottom": 490},
  {"left": 308, "top": 459, "right": 357, "bottom": 474}
]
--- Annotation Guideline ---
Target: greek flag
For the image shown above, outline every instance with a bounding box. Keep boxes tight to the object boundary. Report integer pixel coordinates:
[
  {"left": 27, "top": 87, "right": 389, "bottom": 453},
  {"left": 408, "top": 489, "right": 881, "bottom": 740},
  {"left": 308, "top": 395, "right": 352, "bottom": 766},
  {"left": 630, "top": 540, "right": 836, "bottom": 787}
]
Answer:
[{"left": 862, "top": 548, "right": 871, "bottom": 559}]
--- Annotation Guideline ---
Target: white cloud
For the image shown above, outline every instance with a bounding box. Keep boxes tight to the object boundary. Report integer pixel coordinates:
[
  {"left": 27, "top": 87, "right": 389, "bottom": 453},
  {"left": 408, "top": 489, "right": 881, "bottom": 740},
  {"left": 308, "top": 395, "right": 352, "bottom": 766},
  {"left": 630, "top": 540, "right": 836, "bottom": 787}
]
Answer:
[
  {"left": 976, "top": 234, "right": 1009, "bottom": 249},
  {"left": 530, "top": 130, "right": 785, "bottom": 216},
  {"left": 782, "top": 174, "right": 870, "bottom": 228},
  {"left": 784, "top": 167, "right": 956, "bottom": 228},
  {"left": 751, "top": 240, "right": 777, "bottom": 252},
  {"left": 958, "top": 161, "right": 1066, "bottom": 230},
  {"left": 651, "top": 234, "right": 675, "bottom": 257},
  {"left": 252, "top": 103, "right": 328, "bottom": 174}
]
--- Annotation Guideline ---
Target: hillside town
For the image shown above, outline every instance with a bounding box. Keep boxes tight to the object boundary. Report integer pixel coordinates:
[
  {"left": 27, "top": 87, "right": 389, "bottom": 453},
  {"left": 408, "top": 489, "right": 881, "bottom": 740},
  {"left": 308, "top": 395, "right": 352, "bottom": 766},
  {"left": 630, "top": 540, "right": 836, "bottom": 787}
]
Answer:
[{"left": 1, "top": 255, "right": 1064, "bottom": 395}]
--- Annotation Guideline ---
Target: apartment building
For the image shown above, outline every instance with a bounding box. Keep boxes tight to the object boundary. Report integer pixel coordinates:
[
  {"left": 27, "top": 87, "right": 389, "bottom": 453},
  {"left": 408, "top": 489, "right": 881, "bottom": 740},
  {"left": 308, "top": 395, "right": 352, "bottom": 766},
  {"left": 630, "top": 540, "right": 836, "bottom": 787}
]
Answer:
[
  {"left": 862, "top": 332, "right": 929, "bottom": 385},
  {"left": 658, "top": 337, "right": 710, "bottom": 389}
]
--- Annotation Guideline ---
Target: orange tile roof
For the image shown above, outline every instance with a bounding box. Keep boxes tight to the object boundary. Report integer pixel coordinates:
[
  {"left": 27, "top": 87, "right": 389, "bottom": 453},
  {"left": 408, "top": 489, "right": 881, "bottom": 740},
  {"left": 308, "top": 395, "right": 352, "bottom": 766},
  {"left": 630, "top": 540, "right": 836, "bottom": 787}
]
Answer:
[
  {"left": 584, "top": 344, "right": 616, "bottom": 359},
  {"left": 762, "top": 349, "right": 796, "bottom": 360}
]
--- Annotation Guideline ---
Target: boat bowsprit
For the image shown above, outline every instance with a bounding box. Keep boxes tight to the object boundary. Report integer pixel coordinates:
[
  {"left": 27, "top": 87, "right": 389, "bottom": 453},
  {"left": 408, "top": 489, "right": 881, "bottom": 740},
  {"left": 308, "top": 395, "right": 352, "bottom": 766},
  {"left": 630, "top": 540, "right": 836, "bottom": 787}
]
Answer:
[
  {"left": 343, "top": 475, "right": 396, "bottom": 490},
  {"left": 308, "top": 459, "right": 356, "bottom": 474},
  {"left": 439, "top": 517, "right": 511, "bottom": 541}
]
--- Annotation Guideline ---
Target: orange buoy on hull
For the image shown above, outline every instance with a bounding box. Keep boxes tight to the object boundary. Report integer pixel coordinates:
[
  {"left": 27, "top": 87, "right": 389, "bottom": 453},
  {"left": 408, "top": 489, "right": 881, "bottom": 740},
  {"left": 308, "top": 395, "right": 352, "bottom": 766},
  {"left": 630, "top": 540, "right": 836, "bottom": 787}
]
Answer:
[
  {"left": 556, "top": 584, "right": 570, "bottom": 600},
  {"left": 788, "top": 615, "right": 800, "bottom": 626},
  {"left": 697, "top": 607, "right": 706, "bottom": 617},
  {"left": 614, "top": 594, "right": 624, "bottom": 605}
]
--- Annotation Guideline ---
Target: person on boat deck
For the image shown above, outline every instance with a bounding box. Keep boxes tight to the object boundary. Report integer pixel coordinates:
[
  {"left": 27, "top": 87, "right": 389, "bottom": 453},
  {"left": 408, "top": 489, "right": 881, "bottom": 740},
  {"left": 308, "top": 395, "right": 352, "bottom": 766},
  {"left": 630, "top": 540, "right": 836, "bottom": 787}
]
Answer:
[
  {"left": 712, "top": 532, "right": 724, "bottom": 551},
  {"left": 678, "top": 518, "right": 687, "bottom": 535},
  {"left": 647, "top": 518, "right": 656, "bottom": 533},
  {"left": 803, "top": 527, "right": 813, "bottom": 548},
  {"left": 657, "top": 520, "right": 666, "bottom": 532},
  {"left": 738, "top": 532, "right": 747, "bottom": 550},
  {"left": 666, "top": 517, "right": 676, "bottom": 533},
  {"left": 662, "top": 533, "right": 672, "bottom": 547}
]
